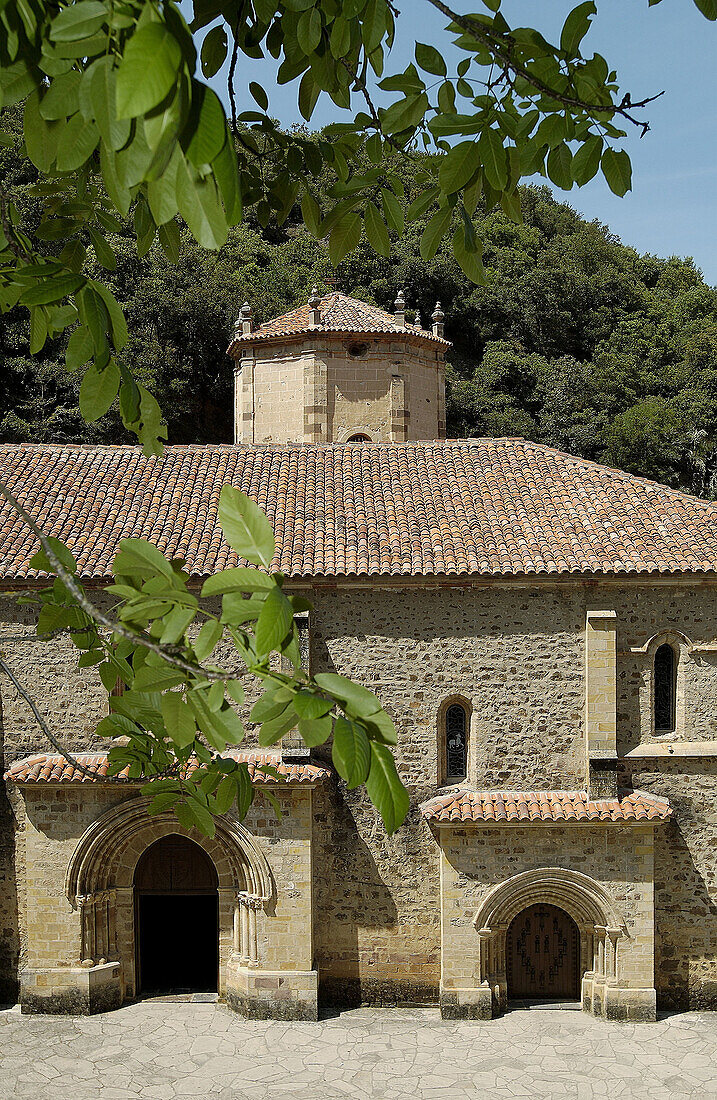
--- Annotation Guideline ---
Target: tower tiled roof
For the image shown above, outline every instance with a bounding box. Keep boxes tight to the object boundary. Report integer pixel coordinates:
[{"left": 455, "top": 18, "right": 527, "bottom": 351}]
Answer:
[
  {"left": 420, "top": 789, "right": 672, "bottom": 824},
  {"left": 228, "top": 292, "right": 450, "bottom": 349},
  {"left": 2, "top": 439, "right": 717, "bottom": 583}
]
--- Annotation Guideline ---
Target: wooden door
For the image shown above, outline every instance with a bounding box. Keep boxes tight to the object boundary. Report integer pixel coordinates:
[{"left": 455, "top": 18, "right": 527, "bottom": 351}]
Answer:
[{"left": 507, "top": 903, "right": 579, "bottom": 999}]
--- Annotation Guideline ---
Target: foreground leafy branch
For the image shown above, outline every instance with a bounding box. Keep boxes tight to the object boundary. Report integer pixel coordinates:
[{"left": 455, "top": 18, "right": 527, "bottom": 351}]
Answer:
[{"left": 0, "top": 480, "right": 409, "bottom": 836}]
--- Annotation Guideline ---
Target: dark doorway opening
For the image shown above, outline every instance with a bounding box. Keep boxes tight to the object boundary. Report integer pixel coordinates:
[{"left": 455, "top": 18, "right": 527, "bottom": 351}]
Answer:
[
  {"left": 507, "top": 903, "right": 580, "bottom": 1001},
  {"left": 135, "top": 835, "right": 219, "bottom": 996}
]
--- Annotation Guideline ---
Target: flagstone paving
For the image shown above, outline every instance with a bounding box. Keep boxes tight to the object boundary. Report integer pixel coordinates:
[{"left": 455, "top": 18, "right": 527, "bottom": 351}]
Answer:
[{"left": 1, "top": 1001, "right": 716, "bottom": 1099}]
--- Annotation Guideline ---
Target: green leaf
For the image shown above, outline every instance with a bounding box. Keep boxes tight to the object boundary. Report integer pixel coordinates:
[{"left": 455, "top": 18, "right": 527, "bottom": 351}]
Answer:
[
  {"left": 201, "top": 25, "right": 228, "bottom": 78},
  {"left": 329, "top": 212, "right": 362, "bottom": 265},
  {"left": 249, "top": 82, "right": 269, "bottom": 111},
  {"left": 301, "top": 190, "right": 321, "bottom": 235},
  {"left": 452, "top": 225, "right": 484, "bottom": 284},
  {"left": 0, "top": 60, "right": 40, "bottom": 107},
  {"left": 184, "top": 84, "right": 226, "bottom": 166},
  {"left": 572, "top": 133, "right": 602, "bottom": 185},
  {"left": 478, "top": 128, "right": 508, "bottom": 191},
  {"left": 159, "top": 605, "right": 196, "bottom": 644},
  {"left": 693, "top": 0, "right": 717, "bottom": 17},
  {"left": 560, "top": 1, "right": 596, "bottom": 55},
  {"left": 158, "top": 219, "right": 181, "bottom": 263},
  {"left": 39, "top": 71, "right": 81, "bottom": 120},
  {"left": 365, "top": 741, "right": 409, "bottom": 833},
  {"left": 212, "top": 130, "right": 242, "bottom": 226},
  {"left": 77, "top": 286, "right": 109, "bottom": 353},
  {"left": 294, "top": 691, "right": 333, "bottom": 721},
  {"left": 79, "top": 359, "right": 120, "bottom": 421},
  {"left": 50, "top": 1, "right": 107, "bottom": 42},
  {"left": 201, "top": 567, "right": 275, "bottom": 596},
  {"left": 84, "top": 56, "right": 131, "bottom": 151},
  {"left": 601, "top": 147, "right": 632, "bottom": 196},
  {"left": 66, "top": 327, "right": 94, "bottom": 372},
  {"left": 116, "top": 23, "right": 182, "bottom": 119},
  {"left": 420, "top": 205, "right": 452, "bottom": 262},
  {"left": 380, "top": 188, "right": 404, "bottom": 235},
  {"left": 20, "top": 274, "right": 86, "bottom": 306},
  {"left": 92, "top": 281, "right": 128, "bottom": 350},
  {"left": 364, "top": 202, "right": 390, "bottom": 257},
  {"left": 161, "top": 692, "right": 197, "bottom": 748},
  {"left": 23, "top": 91, "right": 62, "bottom": 172},
  {"left": 213, "top": 773, "right": 236, "bottom": 814},
  {"left": 332, "top": 717, "right": 370, "bottom": 788},
  {"left": 133, "top": 666, "right": 186, "bottom": 691},
  {"left": 547, "top": 142, "right": 573, "bottom": 190},
  {"left": 314, "top": 672, "right": 382, "bottom": 718},
  {"left": 218, "top": 484, "right": 275, "bottom": 568},
  {"left": 258, "top": 706, "right": 298, "bottom": 746},
  {"left": 29, "top": 536, "right": 77, "bottom": 575},
  {"left": 114, "top": 537, "right": 174, "bottom": 579},
  {"left": 55, "top": 114, "right": 99, "bottom": 172},
  {"left": 176, "top": 153, "right": 228, "bottom": 250},
  {"left": 439, "top": 140, "right": 480, "bottom": 195},
  {"left": 180, "top": 795, "right": 216, "bottom": 837},
  {"left": 255, "top": 585, "right": 295, "bottom": 656},
  {"left": 298, "top": 715, "right": 333, "bottom": 747},
  {"left": 29, "top": 307, "right": 47, "bottom": 355},
  {"left": 381, "top": 91, "right": 429, "bottom": 136},
  {"left": 297, "top": 7, "right": 322, "bottom": 53},
  {"left": 194, "top": 619, "right": 223, "bottom": 661},
  {"left": 406, "top": 185, "right": 440, "bottom": 222},
  {"left": 415, "top": 42, "right": 446, "bottom": 76},
  {"left": 88, "top": 227, "right": 116, "bottom": 270}
]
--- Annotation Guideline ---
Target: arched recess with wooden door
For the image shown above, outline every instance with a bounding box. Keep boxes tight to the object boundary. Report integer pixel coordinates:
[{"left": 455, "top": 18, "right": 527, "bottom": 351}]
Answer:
[
  {"left": 471, "top": 867, "right": 626, "bottom": 1017},
  {"left": 65, "top": 797, "right": 273, "bottom": 1001}
]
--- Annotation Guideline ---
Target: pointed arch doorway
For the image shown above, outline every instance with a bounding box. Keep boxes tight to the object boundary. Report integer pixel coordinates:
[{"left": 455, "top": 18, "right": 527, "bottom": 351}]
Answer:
[{"left": 135, "top": 835, "right": 219, "bottom": 996}]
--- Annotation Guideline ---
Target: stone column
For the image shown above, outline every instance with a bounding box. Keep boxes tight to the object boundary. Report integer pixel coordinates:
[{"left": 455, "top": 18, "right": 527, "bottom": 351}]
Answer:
[{"left": 391, "top": 373, "right": 409, "bottom": 441}]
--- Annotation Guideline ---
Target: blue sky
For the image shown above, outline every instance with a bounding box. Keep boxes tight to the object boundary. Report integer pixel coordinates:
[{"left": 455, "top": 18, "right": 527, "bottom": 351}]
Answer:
[{"left": 198, "top": 1, "right": 717, "bottom": 285}]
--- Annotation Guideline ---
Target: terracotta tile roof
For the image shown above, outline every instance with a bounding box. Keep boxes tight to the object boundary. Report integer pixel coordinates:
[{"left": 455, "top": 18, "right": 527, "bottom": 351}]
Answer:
[
  {"left": 228, "top": 292, "right": 450, "bottom": 349},
  {"left": 420, "top": 788, "right": 672, "bottom": 824},
  {"left": 3, "top": 751, "right": 329, "bottom": 785},
  {"left": 2, "top": 439, "right": 717, "bottom": 583}
]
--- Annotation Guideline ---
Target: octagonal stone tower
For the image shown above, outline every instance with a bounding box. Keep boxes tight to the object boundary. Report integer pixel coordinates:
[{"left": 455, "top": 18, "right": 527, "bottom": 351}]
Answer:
[{"left": 227, "top": 290, "right": 450, "bottom": 444}]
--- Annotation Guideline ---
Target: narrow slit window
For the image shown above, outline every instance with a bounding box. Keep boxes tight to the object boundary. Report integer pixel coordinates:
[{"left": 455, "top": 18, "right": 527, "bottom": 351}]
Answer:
[
  {"left": 445, "top": 703, "right": 467, "bottom": 780},
  {"left": 654, "top": 643, "right": 677, "bottom": 733}
]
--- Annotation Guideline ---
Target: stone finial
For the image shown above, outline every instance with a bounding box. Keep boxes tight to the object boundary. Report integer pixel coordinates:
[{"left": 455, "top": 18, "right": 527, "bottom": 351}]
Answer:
[
  {"left": 238, "top": 301, "right": 253, "bottom": 336},
  {"left": 414, "top": 310, "right": 423, "bottom": 330},
  {"left": 394, "top": 289, "right": 406, "bottom": 328},
  {"left": 432, "top": 300, "right": 445, "bottom": 338},
  {"left": 308, "top": 285, "right": 321, "bottom": 326}
]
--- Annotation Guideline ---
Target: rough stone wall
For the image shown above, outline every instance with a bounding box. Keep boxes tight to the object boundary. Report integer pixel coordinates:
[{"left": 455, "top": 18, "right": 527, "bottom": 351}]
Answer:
[{"left": 4, "top": 579, "right": 717, "bottom": 1010}]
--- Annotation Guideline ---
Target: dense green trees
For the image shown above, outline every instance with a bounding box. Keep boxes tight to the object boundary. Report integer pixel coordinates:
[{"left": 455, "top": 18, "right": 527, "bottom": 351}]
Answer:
[{"left": 3, "top": 131, "right": 716, "bottom": 496}]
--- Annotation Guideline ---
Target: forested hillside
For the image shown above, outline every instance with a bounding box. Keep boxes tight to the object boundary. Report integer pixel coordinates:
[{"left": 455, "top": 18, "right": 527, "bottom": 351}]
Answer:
[{"left": 3, "top": 120, "right": 717, "bottom": 496}]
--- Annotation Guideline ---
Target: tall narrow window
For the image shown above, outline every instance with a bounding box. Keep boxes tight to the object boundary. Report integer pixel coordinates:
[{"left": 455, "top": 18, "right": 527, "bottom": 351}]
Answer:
[
  {"left": 654, "top": 643, "right": 677, "bottom": 733},
  {"left": 445, "top": 703, "right": 467, "bottom": 780}
]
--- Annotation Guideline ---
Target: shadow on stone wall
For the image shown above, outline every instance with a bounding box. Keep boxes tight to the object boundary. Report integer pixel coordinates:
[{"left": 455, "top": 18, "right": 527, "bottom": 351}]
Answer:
[{"left": 622, "top": 760, "right": 717, "bottom": 1011}]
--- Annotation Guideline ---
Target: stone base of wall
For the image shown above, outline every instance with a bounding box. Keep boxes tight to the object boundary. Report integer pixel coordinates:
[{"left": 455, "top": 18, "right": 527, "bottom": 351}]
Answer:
[
  {"left": 584, "top": 977, "right": 657, "bottom": 1021},
  {"left": 20, "top": 962, "right": 122, "bottom": 1015},
  {"left": 439, "top": 983, "right": 494, "bottom": 1020},
  {"left": 225, "top": 962, "right": 318, "bottom": 1021},
  {"left": 320, "top": 975, "right": 438, "bottom": 1009}
]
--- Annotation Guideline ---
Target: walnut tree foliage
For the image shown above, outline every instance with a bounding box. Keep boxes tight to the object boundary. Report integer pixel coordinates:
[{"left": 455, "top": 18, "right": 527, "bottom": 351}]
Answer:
[{"left": 0, "top": 0, "right": 715, "bottom": 835}]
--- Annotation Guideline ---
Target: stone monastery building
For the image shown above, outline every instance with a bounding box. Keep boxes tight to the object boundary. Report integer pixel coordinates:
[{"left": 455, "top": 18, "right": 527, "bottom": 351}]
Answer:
[{"left": 2, "top": 291, "right": 717, "bottom": 1022}]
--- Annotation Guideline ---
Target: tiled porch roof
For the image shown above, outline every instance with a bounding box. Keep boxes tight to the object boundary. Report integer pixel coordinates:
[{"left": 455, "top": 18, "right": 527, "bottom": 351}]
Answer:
[
  {"left": 420, "top": 788, "right": 671, "bottom": 825},
  {"left": 3, "top": 751, "right": 329, "bottom": 786}
]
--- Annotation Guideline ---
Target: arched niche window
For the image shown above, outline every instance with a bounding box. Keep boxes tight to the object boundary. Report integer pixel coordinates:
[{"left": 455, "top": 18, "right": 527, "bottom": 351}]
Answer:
[
  {"left": 347, "top": 433, "right": 371, "bottom": 443},
  {"left": 444, "top": 702, "right": 468, "bottom": 782},
  {"left": 654, "top": 643, "right": 677, "bottom": 733}
]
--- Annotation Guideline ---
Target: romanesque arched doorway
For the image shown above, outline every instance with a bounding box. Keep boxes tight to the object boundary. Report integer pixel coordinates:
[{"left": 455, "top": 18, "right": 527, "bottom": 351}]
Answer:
[
  {"left": 506, "top": 903, "right": 580, "bottom": 1001},
  {"left": 134, "top": 835, "right": 219, "bottom": 995}
]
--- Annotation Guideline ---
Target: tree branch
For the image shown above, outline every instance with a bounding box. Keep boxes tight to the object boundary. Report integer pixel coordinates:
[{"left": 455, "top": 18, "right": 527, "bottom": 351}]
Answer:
[
  {"left": 425, "top": 0, "right": 664, "bottom": 136},
  {"left": 0, "top": 653, "right": 115, "bottom": 781}
]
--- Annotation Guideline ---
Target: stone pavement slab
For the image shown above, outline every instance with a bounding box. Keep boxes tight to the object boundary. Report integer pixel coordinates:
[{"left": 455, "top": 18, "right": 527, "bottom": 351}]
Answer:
[{"left": 1, "top": 1003, "right": 717, "bottom": 1099}]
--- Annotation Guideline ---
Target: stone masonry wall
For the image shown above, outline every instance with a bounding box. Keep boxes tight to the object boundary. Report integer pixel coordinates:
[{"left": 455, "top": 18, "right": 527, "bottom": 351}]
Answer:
[{"left": 4, "top": 579, "right": 717, "bottom": 1009}]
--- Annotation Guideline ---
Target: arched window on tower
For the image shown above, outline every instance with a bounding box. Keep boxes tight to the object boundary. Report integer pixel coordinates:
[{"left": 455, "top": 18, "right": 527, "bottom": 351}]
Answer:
[
  {"left": 654, "top": 643, "right": 677, "bottom": 733},
  {"left": 346, "top": 433, "right": 371, "bottom": 443},
  {"left": 444, "top": 702, "right": 468, "bottom": 781}
]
